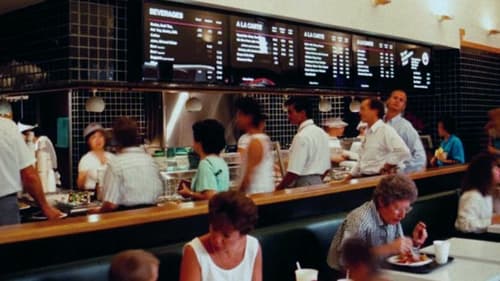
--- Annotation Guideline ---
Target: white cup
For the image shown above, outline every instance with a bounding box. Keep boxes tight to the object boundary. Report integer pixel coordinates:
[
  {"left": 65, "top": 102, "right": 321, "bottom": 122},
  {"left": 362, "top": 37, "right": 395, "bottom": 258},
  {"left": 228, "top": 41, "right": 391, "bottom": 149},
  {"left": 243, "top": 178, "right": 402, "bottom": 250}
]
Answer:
[
  {"left": 434, "top": 240, "right": 450, "bottom": 264},
  {"left": 295, "top": 269, "right": 318, "bottom": 281}
]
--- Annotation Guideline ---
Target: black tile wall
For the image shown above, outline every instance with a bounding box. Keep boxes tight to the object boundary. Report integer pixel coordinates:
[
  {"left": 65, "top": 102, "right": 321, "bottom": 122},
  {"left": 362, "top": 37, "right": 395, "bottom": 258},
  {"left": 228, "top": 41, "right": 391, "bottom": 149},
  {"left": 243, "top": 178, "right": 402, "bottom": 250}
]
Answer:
[
  {"left": 69, "top": 0, "right": 128, "bottom": 81},
  {"left": 459, "top": 47, "right": 500, "bottom": 157},
  {"left": 70, "top": 90, "right": 147, "bottom": 184},
  {"left": 0, "top": 1, "right": 70, "bottom": 89}
]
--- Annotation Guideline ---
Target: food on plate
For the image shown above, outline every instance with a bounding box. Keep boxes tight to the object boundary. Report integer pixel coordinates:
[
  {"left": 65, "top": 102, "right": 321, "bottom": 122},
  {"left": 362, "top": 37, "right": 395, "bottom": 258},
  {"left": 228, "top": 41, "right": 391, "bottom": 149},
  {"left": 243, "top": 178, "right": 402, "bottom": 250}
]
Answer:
[{"left": 396, "top": 252, "right": 430, "bottom": 264}]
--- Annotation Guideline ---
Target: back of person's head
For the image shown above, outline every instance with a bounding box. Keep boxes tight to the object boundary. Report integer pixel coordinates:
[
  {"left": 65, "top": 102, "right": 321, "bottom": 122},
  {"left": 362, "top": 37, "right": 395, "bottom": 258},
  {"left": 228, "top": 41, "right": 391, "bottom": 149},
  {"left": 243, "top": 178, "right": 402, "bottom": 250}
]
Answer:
[
  {"left": 209, "top": 191, "right": 258, "bottom": 235},
  {"left": 235, "top": 97, "right": 266, "bottom": 127},
  {"left": 109, "top": 250, "right": 159, "bottom": 281},
  {"left": 341, "top": 238, "right": 378, "bottom": 279},
  {"left": 462, "top": 153, "right": 498, "bottom": 196},
  {"left": 366, "top": 98, "right": 385, "bottom": 119},
  {"left": 192, "top": 119, "right": 226, "bottom": 154},
  {"left": 438, "top": 116, "right": 457, "bottom": 135},
  {"left": 113, "top": 117, "right": 139, "bottom": 148},
  {"left": 373, "top": 174, "right": 418, "bottom": 208},
  {"left": 284, "top": 96, "right": 312, "bottom": 118}
]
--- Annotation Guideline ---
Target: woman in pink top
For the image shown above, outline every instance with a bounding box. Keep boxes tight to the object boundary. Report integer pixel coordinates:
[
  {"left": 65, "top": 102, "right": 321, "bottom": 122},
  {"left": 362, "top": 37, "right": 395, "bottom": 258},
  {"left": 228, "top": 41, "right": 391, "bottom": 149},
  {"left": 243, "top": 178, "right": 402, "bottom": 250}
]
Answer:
[{"left": 179, "top": 191, "right": 262, "bottom": 281}]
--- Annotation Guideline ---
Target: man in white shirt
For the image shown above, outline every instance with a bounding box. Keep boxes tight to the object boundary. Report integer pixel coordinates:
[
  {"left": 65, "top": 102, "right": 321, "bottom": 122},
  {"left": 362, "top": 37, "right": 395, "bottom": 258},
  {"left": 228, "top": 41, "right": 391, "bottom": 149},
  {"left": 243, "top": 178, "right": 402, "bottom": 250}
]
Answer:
[
  {"left": 384, "top": 90, "right": 427, "bottom": 173},
  {"left": 0, "top": 117, "right": 63, "bottom": 225},
  {"left": 276, "top": 97, "right": 331, "bottom": 189},
  {"left": 349, "top": 98, "right": 411, "bottom": 177},
  {"left": 94, "top": 117, "right": 163, "bottom": 213}
]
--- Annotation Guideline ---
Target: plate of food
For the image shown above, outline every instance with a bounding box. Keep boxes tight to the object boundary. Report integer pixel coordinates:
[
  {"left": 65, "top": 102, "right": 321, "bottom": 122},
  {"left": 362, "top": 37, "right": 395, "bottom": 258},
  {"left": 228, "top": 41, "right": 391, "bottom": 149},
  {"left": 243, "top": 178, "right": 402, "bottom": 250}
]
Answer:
[{"left": 386, "top": 253, "right": 432, "bottom": 267}]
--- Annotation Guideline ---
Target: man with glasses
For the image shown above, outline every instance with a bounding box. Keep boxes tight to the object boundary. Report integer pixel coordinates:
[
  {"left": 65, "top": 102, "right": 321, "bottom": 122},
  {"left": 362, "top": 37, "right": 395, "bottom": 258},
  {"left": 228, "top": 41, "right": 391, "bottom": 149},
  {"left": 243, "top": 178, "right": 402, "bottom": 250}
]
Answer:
[{"left": 327, "top": 174, "right": 427, "bottom": 270}]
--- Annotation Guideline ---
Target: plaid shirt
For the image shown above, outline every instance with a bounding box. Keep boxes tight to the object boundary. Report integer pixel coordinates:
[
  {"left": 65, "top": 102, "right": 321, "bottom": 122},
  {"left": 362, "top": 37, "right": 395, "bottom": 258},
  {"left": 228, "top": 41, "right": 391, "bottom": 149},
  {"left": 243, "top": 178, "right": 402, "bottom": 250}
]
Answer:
[{"left": 327, "top": 201, "right": 403, "bottom": 270}]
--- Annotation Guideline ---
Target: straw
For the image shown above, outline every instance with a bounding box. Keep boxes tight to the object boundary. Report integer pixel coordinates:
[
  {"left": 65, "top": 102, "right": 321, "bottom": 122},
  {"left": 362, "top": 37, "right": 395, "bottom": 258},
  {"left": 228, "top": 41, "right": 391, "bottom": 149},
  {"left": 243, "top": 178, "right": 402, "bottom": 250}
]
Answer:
[
  {"left": 346, "top": 270, "right": 350, "bottom": 280},
  {"left": 296, "top": 261, "right": 302, "bottom": 270}
]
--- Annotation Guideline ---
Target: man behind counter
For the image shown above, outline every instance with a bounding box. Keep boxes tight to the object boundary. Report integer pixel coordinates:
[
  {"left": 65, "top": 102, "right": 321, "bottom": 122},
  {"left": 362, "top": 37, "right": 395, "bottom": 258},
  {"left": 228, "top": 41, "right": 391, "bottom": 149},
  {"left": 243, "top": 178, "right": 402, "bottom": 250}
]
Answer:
[
  {"left": 276, "top": 96, "right": 330, "bottom": 189},
  {"left": 0, "top": 106, "right": 63, "bottom": 225},
  {"left": 94, "top": 117, "right": 163, "bottom": 213}
]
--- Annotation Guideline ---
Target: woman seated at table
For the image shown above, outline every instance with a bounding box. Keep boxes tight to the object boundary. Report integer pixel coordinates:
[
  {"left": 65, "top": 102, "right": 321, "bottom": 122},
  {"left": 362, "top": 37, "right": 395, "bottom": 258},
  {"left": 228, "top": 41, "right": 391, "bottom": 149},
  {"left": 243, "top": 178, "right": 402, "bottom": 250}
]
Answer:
[
  {"left": 455, "top": 153, "right": 500, "bottom": 233},
  {"left": 179, "top": 191, "right": 262, "bottom": 281},
  {"left": 77, "top": 123, "right": 114, "bottom": 190},
  {"left": 431, "top": 116, "right": 465, "bottom": 167},
  {"left": 178, "top": 119, "right": 230, "bottom": 201}
]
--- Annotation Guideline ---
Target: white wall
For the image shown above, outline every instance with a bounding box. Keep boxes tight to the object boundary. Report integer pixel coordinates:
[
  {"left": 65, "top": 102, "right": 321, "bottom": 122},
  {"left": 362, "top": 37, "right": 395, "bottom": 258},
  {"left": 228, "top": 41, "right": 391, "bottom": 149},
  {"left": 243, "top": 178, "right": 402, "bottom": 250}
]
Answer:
[{"left": 191, "top": 0, "right": 500, "bottom": 49}]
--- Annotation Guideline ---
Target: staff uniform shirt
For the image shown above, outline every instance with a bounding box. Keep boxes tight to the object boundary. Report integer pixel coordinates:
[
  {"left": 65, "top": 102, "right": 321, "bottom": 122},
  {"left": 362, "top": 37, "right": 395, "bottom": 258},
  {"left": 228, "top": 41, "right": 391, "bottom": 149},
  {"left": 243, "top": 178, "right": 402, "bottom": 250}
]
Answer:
[
  {"left": 351, "top": 120, "right": 411, "bottom": 177},
  {"left": 102, "top": 147, "right": 163, "bottom": 206},
  {"left": 0, "top": 118, "right": 35, "bottom": 197},
  {"left": 385, "top": 114, "right": 426, "bottom": 173},
  {"left": 437, "top": 134, "right": 465, "bottom": 166},
  {"left": 327, "top": 201, "right": 403, "bottom": 270},
  {"left": 287, "top": 119, "right": 331, "bottom": 176},
  {"left": 78, "top": 151, "right": 115, "bottom": 190}
]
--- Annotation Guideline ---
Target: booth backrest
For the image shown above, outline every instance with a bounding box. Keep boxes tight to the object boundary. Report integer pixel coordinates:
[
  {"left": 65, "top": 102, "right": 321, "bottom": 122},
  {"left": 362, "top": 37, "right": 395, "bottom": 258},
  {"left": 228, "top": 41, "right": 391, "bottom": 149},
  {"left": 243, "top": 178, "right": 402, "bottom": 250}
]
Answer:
[{"left": 1, "top": 189, "right": 461, "bottom": 281}]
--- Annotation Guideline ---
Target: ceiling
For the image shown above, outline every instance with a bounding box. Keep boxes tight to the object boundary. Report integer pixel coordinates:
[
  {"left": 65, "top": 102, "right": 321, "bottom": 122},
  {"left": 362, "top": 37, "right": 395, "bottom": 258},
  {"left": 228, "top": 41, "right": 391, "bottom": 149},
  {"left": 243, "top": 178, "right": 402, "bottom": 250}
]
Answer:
[{"left": 0, "top": 0, "right": 44, "bottom": 15}]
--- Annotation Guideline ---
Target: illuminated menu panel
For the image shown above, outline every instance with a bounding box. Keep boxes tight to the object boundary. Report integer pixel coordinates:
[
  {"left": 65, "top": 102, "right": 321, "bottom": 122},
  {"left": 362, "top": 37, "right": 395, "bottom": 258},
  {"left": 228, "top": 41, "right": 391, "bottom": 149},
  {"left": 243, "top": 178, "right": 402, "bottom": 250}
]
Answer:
[
  {"left": 299, "top": 27, "right": 351, "bottom": 87},
  {"left": 353, "top": 35, "right": 396, "bottom": 90},
  {"left": 143, "top": 2, "right": 228, "bottom": 83},
  {"left": 230, "top": 16, "right": 298, "bottom": 86},
  {"left": 396, "top": 44, "right": 432, "bottom": 90}
]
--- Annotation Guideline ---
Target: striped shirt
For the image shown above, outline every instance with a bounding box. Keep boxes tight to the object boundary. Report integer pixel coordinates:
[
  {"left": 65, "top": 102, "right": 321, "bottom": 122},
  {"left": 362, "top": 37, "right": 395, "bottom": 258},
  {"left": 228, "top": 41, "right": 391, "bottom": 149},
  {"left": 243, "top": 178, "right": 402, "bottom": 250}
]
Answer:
[
  {"left": 327, "top": 201, "right": 403, "bottom": 270},
  {"left": 101, "top": 147, "right": 163, "bottom": 207}
]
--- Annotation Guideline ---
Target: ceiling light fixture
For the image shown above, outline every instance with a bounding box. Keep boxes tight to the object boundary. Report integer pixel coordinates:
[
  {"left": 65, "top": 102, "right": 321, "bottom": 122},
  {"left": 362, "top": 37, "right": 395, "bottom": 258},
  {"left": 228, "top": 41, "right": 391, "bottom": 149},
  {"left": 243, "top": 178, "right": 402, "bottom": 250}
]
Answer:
[
  {"left": 488, "top": 29, "right": 500, "bottom": 36},
  {"left": 373, "top": 0, "right": 391, "bottom": 6},
  {"left": 437, "top": 15, "right": 453, "bottom": 22}
]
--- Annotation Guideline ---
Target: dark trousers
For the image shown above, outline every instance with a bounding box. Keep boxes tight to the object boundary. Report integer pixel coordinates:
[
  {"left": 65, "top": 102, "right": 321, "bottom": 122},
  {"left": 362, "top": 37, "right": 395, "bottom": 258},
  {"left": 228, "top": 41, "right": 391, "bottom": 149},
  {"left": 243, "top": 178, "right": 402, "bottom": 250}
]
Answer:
[{"left": 0, "top": 193, "right": 20, "bottom": 226}]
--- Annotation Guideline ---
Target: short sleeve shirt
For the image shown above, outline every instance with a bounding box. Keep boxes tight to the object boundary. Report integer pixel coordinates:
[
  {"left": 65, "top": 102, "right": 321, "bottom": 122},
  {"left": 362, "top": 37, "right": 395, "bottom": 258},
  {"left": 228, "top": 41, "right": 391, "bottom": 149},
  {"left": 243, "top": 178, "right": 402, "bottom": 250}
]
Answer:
[
  {"left": 327, "top": 201, "right": 403, "bottom": 270},
  {"left": 78, "top": 151, "right": 115, "bottom": 190},
  {"left": 0, "top": 118, "right": 35, "bottom": 197},
  {"left": 437, "top": 134, "right": 465, "bottom": 166},
  {"left": 191, "top": 156, "right": 230, "bottom": 193}
]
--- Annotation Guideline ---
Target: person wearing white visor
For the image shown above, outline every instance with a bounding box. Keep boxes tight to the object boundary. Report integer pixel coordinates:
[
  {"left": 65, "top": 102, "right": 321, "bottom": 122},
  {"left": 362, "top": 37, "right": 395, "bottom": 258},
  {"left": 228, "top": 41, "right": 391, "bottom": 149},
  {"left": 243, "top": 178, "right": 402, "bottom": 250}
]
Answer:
[
  {"left": 0, "top": 100, "right": 13, "bottom": 119},
  {"left": 323, "top": 118, "right": 349, "bottom": 164},
  {"left": 77, "top": 123, "right": 115, "bottom": 190},
  {"left": 18, "top": 122, "right": 59, "bottom": 193}
]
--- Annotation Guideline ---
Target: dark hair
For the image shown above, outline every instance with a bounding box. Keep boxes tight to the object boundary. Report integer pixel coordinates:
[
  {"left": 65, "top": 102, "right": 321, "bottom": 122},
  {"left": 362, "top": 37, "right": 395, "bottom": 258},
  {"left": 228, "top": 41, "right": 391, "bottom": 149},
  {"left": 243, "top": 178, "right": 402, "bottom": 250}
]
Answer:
[
  {"left": 284, "top": 96, "right": 312, "bottom": 118},
  {"left": 462, "top": 153, "right": 497, "bottom": 196},
  {"left": 366, "top": 98, "right": 385, "bottom": 119},
  {"left": 373, "top": 174, "right": 418, "bottom": 208},
  {"left": 109, "top": 250, "right": 159, "bottom": 281},
  {"left": 235, "top": 97, "right": 267, "bottom": 127},
  {"left": 438, "top": 116, "right": 457, "bottom": 135},
  {"left": 113, "top": 117, "right": 139, "bottom": 148},
  {"left": 341, "top": 238, "right": 377, "bottom": 272},
  {"left": 208, "top": 191, "right": 258, "bottom": 235},
  {"left": 192, "top": 119, "right": 226, "bottom": 154},
  {"left": 85, "top": 130, "right": 106, "bottom": 148}
]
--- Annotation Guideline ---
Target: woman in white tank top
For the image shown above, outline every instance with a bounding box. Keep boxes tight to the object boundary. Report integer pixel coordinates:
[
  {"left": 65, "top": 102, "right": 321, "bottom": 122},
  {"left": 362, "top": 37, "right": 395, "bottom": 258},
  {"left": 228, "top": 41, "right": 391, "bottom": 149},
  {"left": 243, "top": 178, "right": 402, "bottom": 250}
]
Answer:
[
  {"left": 235, "top": 97, "right": 275, "bottom": 194},
  {"left": 179, "top": 191, "right": 262, "bottom": 281}
]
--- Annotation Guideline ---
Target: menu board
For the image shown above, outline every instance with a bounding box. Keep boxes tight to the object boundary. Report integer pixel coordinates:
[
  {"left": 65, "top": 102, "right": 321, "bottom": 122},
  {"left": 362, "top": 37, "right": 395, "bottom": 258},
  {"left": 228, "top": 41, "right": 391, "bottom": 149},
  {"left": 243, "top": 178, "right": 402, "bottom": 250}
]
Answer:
[
  {"left": 229, "top": 16, "right": 298, "bottom": 86},
  {"left": 352, "top": 35, "right": 396, "bottom": 90},
  {"left": 299, "top": 27, "right": 351, "bottom": 88},
  {"left": 396, "top": 44, "right": 432, "bottom": 90},
  {"left": 143, "top": 2, "right": 228, "bottom": 83}
]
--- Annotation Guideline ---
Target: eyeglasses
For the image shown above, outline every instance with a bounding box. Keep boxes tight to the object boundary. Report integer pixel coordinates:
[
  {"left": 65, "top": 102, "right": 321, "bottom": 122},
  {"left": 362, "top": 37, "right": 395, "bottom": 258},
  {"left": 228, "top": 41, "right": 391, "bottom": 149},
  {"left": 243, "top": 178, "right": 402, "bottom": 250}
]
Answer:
[{"left": 391, "top": 205, "right": 413, "bottom": 215}]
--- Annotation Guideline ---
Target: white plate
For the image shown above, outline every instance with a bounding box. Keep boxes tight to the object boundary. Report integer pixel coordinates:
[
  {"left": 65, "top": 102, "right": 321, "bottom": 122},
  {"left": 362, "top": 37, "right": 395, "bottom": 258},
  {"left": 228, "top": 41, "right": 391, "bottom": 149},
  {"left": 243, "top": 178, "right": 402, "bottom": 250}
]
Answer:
[{"left": 386, "top": 255, "right": 433, "bottom": 267}]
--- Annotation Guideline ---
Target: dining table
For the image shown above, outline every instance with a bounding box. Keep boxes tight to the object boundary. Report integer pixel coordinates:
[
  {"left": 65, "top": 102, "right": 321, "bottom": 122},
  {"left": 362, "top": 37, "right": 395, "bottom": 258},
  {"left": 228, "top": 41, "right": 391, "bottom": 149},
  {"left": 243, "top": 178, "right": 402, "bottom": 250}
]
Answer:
[
  {"left": 420, "top": 237, "right": 500, "bottom": 264},
  {"left": 382, "top": 237, "right": 500, "bottom": 281}
]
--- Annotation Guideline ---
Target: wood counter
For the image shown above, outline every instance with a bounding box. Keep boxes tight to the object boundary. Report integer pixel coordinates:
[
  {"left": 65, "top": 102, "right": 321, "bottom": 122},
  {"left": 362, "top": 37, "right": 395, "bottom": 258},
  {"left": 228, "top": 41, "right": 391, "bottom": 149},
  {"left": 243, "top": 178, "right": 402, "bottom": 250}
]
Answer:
[{"left": 0, "top": 165, "right": 466, "bottom": 245}]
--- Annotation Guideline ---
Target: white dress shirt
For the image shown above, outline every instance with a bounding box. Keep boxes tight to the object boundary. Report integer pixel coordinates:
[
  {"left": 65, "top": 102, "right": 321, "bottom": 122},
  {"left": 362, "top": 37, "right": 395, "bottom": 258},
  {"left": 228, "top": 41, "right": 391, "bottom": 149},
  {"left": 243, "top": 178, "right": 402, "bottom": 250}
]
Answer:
[
  {"left": 287, "top": 119, "right": 331, "bottom": 176},
  {"left": 351, "top": 119, "right": 410, "bottom": 176},
  {"left": 0, "top": 118, "right": 35, "bottom": 197},
  {"left": 385, "top": 114, "right": 426, "bottom": 173},
  {"left": 455, "top": 189, "right": 494, "bottom": 233},
  {"left": 102, "top": 147, "right": 163, "bottom": 206}
]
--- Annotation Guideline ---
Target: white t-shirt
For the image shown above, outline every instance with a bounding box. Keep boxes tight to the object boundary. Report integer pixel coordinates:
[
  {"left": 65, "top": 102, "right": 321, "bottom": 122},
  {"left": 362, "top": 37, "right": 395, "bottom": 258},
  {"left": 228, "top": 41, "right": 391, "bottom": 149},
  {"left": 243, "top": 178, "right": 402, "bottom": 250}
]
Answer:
[
  {"left": 241, "top": 134, "right": 275, "bottom": 194},
  {"left": 0, "top": 118, "right": 35, "bottom": 197},
  {"left": 287, "top": 119, "right": 331, "bottom": 176},
  {"left": 455, "top": 189, "right": 494, "bottom": 233},
  {"left": 78, "top": 151, "right": 115, "bottom": 190},
  {"left": 187, "top": 235, "right": 259, "bottom": 281}
]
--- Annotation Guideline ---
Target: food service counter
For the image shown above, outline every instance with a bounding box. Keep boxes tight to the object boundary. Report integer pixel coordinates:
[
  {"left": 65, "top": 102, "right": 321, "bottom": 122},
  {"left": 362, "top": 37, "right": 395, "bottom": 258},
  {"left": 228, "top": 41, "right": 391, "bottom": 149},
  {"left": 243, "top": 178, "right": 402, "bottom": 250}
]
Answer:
[{"left": 0, "top": 165, "right": 466, "bottom": 275}]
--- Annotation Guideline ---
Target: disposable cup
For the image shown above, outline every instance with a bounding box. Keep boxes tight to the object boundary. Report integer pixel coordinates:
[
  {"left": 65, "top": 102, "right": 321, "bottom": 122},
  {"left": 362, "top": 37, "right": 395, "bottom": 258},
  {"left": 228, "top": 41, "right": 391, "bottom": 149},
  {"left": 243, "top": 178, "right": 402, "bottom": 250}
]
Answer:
[
  {"left": 295, "top": 268, "right": 318, "bottom": 281},
  {"left": 434, "top": 240, "right": 450, "bottom": 264}
]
